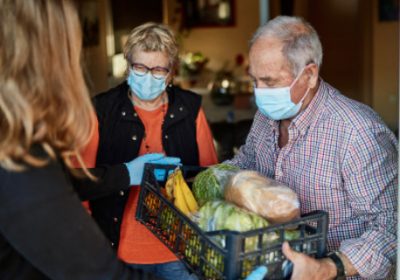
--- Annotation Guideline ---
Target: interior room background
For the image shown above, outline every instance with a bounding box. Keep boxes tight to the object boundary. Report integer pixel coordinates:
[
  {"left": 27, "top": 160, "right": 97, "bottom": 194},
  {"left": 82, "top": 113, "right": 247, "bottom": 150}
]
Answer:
[{"left": 78, "top": 0, "right": 399, "bottom": 160}]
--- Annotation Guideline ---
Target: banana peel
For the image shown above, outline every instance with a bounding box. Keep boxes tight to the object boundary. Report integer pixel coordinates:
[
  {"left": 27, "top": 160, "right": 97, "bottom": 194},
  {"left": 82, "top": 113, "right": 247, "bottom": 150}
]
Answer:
[
  {"left": 165, "top": 171, "right": 175, "bottom": 201},
  {"left": 173, "top": 175, "right": 192, "bottom": 216},
  {"left": 175, "top": 169, "right": 199, "bottom": 213},
  {"left": 164, "top": 167, "right": 199, "bottom": 217}
]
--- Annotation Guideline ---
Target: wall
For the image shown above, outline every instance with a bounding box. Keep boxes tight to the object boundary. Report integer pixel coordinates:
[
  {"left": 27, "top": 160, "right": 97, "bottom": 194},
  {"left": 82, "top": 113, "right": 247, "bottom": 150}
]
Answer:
[
  {"left": 82, "top": 0, "right": 399, "bottom": 131},
  {"left": 81, "top": 0, "right": 109, "bottom": 95},
  {"left": 371, "top": 0, "right": 399, "bottom": 131},
  {"left": 177, "top": 0, "right": 260, "bottom": 71},
  {"left": 111, "top": 0, "right": 163, "bottom": 53},
  {"left": 81, "top": 0, "right": 260, "bottom": 93},
  {"left": 273, "top": 0, "right": 372, "bottom": 104}
]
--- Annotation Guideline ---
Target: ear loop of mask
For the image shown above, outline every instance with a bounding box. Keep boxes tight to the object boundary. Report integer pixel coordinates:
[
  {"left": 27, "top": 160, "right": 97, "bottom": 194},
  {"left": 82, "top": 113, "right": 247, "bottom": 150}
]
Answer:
[{"left": 289, "top": 66, "right": 312, "bottom": 104}]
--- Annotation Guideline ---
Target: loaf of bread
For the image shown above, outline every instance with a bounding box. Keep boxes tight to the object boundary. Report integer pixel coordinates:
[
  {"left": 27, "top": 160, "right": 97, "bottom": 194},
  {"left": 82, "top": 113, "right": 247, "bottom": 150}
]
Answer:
[{"left": 224, "top": 171, "right": 300, "bottom": 224}]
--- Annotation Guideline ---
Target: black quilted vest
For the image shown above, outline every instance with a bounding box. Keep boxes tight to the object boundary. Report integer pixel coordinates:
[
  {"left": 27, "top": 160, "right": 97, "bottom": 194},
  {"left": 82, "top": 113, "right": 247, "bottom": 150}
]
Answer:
[{"left": 90, "top": 82, "right": 201, "bottom": 248}]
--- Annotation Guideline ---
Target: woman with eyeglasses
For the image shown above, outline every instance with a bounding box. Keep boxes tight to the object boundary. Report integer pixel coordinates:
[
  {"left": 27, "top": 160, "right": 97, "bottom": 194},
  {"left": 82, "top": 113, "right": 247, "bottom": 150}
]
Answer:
[{"left": 83, "top": 23, "right": 218, "bottom": 280}]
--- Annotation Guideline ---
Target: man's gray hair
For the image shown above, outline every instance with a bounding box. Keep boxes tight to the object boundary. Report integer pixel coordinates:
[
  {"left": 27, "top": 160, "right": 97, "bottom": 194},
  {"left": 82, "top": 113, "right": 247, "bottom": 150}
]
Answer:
[{"left": 250, "top": 16, "right": 323, "bottom": 76}]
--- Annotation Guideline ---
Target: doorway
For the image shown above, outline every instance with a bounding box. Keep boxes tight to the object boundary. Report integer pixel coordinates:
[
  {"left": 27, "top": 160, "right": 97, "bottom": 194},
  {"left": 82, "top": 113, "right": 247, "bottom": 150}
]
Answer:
[{"left": 270, "top": 0, "right": 373, "bottom": 105}]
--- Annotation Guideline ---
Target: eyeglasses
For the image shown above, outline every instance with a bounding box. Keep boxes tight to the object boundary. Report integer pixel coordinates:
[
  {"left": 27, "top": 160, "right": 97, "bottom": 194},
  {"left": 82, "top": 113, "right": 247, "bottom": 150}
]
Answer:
[{"left": 130, "top": 63, "right": 170, "bottom": 80}]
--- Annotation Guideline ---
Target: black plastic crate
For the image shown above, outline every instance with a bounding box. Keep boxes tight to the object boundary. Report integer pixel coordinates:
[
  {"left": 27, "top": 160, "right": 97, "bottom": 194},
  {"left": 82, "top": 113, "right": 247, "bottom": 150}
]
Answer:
[{"left": 136, "top": 164, "right": 329, "bottom": 280}]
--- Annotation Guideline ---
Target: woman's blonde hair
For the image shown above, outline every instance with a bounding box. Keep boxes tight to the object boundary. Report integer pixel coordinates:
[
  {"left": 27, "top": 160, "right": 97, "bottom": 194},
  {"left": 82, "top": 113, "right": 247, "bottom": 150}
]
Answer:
[
  {"left": 0, "top": 0, "right": 95, "bottom": 172},
  {"left": 123, "top": 22, "right": 179, "bottom": 70}
]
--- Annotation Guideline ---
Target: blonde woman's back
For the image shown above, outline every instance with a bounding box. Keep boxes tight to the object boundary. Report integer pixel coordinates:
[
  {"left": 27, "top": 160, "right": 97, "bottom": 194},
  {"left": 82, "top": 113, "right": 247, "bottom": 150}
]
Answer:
[
  {"left": 0, "top": 0, "right": 94, "bottom": 172},
  {"left": 0, "top": 1, "right": 139, "bottom": 279}
]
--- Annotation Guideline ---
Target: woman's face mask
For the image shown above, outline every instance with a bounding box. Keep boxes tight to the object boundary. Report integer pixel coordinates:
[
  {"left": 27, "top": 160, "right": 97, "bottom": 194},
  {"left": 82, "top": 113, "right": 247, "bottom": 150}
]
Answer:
[
  {"left": 254, "top": 68, "right": 310, "bottom": 120},
  {"left": 127, "top": 70, "right": 167, "bottom": 101}
]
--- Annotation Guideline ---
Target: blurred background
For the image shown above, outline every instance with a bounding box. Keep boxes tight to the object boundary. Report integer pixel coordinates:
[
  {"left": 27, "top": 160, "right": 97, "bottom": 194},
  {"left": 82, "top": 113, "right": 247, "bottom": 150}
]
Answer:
[{"left": 78, "top": 0, "right": 399, "bottom": 161}]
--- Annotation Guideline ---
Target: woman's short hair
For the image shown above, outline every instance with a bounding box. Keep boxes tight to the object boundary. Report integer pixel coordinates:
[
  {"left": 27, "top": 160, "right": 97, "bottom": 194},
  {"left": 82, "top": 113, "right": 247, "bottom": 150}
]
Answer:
[
  {"left": 250, "top": 16, "right": 323, "bottom": 77},
  {"left": 0, "top": 0, "right": 95, "bottom": 172},
  {"left": 123, "top": 22, "right": 179, "bottom": 70}
]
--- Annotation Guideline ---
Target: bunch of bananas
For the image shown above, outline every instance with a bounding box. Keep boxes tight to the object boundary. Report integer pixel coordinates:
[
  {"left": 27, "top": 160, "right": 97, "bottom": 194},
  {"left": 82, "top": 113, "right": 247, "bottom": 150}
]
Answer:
[{"left": 165, "top": 168, "right": 199, "bottom": 216}]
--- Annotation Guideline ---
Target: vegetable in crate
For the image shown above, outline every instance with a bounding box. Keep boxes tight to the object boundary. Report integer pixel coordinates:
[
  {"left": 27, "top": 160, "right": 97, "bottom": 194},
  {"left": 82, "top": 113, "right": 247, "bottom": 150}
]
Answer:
[
  {"left": 198, "top": 201, "right": 272, "bottom": 251},
  {"left": 225, "top": 171, "right": 300, "bottom": 224},
  {"left": 192, "top": 163, "right": 239, "bottom": 206},
  {"left": 197, "top": 201, "right": 301, "bottom": 252}
]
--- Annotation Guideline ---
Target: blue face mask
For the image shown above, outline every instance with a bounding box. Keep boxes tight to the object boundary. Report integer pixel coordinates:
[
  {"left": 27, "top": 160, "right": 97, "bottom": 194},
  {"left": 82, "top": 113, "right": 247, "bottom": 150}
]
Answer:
[
  {"left": 254, "top": 69, "right": 310, "bottom": 120},
  {"left": 127, "top": 70, "right": 166, "bottom": 101}
]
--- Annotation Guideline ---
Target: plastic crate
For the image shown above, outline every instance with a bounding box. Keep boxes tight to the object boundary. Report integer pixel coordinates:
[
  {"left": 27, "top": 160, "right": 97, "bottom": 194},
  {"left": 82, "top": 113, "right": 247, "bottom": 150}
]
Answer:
[{"left": 136, "top": 164, "right": 329, "bottom": 280}]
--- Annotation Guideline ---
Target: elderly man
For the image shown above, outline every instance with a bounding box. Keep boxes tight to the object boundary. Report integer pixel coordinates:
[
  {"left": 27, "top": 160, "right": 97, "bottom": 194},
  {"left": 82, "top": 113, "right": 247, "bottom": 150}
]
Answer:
[{"left": 226, "top": 16, "right": 398, "bottom": 279}]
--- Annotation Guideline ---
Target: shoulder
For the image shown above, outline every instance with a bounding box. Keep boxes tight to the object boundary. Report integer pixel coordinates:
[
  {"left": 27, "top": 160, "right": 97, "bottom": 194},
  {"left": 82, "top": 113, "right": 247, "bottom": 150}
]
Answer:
[
  {"left": 316, "top": 83, "right": 397, "bottom": 153},
  {"left": 168, "top": 85, "right": 202, "bottom": 112},
  {"left": 93, "top": 82, "right": 129, "bottom": 111},
  {"left": 169, "top": 85, "right": 201, "bottom": 103},
  {"left": 0, "top": 160, "right": 69, "bottom": 208},
  {"left": 322, "top": 83, "right": 389, "bottom": 134}
]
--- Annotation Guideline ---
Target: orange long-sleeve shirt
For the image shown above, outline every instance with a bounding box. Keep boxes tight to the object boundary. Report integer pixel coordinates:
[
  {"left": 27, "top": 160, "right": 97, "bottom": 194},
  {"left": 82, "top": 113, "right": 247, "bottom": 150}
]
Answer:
[
  {"left": 84, "top": 104, "right": 217, "bottom": 264},
  {"left": 73, "top": 119, "right": 99, "bottom": 211}
]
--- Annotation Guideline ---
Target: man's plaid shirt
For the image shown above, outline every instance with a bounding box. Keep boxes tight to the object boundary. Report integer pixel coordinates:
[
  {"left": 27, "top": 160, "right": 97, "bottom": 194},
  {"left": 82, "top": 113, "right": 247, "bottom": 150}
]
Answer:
[{"left": 226, "top": 80, "right": 398, "bottom": 279}]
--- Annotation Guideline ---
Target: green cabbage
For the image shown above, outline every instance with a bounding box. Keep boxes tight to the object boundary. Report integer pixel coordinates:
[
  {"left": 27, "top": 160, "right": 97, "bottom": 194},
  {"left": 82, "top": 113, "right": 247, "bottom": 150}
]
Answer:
[
  {"left": 193, "top": 164, "right": 239, "bottom": 206},
  {"left": 199, "top": 201, "right": 269, "bottom": 232},
  {"left": 197, "top": 201, "right": 301, "bottom": 252},
  {"left": 198, "top": 201, "right": 271, "bottom": 251}
]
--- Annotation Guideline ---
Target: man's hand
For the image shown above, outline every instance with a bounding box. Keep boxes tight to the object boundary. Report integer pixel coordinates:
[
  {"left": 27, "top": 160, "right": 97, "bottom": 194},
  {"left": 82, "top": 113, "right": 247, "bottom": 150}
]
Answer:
[{"left": 282, "top": 242, "right": 337, "bottom": 280}]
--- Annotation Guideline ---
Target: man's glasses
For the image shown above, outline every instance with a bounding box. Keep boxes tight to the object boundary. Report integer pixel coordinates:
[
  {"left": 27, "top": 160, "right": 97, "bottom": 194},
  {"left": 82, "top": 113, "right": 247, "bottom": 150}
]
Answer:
[{"left": 130, "top": 63, "right": 170, "bottom": 80}]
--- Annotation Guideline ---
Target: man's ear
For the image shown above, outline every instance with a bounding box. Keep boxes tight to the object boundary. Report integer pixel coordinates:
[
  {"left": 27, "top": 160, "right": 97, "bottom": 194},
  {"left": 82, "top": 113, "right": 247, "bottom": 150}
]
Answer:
[{"left": 306, "top": 64, "right": 319, "bottom": 88}]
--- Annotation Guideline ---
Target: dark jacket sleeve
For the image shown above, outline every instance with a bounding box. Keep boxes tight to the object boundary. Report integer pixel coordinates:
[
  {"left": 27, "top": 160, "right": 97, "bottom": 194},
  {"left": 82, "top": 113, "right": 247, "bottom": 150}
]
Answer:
[
  {"left": 0, "top": 162, "right": 135, "bottom": 280},
  {"left": 71, "top": 164, "right": 130, "bottom": 201}
]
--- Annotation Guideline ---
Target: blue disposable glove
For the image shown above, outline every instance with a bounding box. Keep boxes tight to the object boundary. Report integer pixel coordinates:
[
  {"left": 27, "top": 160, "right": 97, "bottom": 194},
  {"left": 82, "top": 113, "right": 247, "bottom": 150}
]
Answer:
[
  {"left": 124, "top": 153, "right": 165, "bottom": 185},
  {"left": 245, "top": 266, "right": 268, "bottom": 280},
  {"left": 149, "top": 156, "right": 181, "bottom": 181},
  {"left": 149, "top": 156, "right": 181, "bottom": 165}
]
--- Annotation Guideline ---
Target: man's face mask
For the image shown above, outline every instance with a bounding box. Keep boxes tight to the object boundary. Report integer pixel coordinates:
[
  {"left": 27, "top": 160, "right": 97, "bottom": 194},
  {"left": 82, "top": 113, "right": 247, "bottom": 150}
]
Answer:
[
  {"left": 254, "top": 68, "right": 310, "bottom": 120},
  {"left": 127, "top": 70, "right": 167, "bottom": 101}
]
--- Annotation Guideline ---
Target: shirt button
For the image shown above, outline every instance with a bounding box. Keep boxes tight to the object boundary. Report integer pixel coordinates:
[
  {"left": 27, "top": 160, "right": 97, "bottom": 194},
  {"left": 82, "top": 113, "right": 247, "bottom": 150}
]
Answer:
[
  {"left": 133, "top": 112, "right": 138, "bottom": 117},
  {"left": 164, "top": 135, "right": 169, "bottom": 139},
  {"left": 170, "top": 113, "right": 175, "bottom": 119},
  {"left": 119, "top": 190, "right": 125, "bottom": 196},
  {"left": 132, "top": 135, "right": 137, "bottom": 141},
  {"left": 113, "top": 217, "right": 118, "bottom": 223},
  {"left": 121, "top": 111, "right": 126, "bottom": 116},
  {"left": 179, "top": 107, "right": 183, "bottom": 111},
  {"left": 111, "top": 242, "right": 115, "bottom": 247}
]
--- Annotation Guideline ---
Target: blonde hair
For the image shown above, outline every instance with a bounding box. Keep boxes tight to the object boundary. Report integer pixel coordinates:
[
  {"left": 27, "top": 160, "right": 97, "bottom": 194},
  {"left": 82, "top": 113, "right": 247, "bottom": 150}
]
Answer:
[
  {"left": 0, "top": 0, "right": 95, "bottom": 173},
  {"left": 123, "top": 22, "right": 179, "bottom": 69}
]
